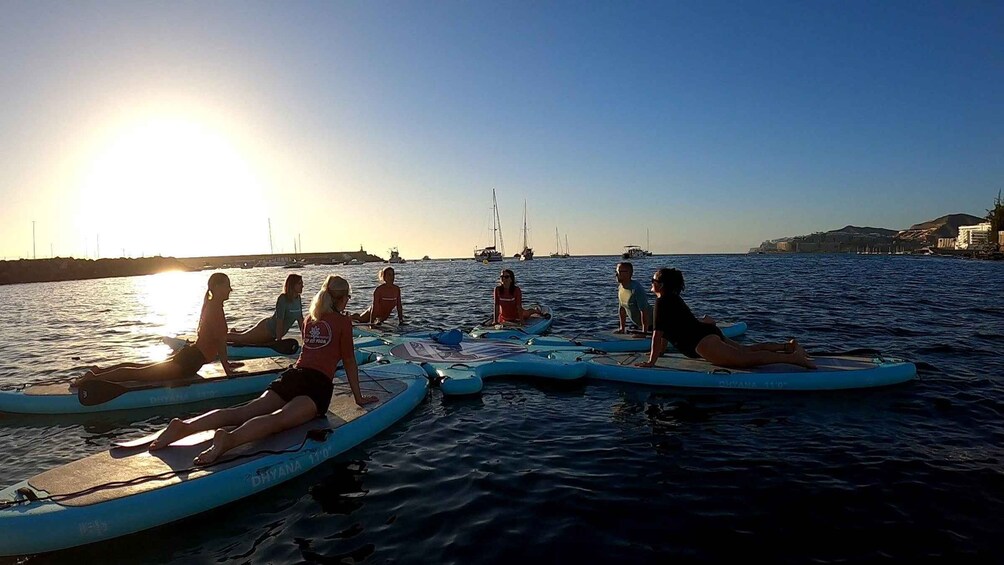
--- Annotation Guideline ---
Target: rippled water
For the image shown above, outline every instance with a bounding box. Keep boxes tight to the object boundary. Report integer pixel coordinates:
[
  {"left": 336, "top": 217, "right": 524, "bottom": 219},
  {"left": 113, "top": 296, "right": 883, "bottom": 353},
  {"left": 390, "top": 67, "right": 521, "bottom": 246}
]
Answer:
[{"left": 1, "top": 255, "right": 1002, "bottom": 563}]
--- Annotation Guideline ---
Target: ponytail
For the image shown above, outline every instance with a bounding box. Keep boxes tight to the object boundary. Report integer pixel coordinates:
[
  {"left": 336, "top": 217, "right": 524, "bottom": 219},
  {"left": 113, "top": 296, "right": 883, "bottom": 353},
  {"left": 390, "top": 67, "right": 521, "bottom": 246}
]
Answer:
[
  {"left": 199, "top": 272, "right": 230, "bottom": 330},
  {"left": 308, "top": 275, "right": 350, "bottom": 321}
]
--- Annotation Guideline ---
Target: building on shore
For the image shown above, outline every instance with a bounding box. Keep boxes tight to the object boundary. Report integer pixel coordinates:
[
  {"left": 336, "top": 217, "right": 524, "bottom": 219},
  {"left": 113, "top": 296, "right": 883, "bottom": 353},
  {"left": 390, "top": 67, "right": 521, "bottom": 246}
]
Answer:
[
  {"left": 999, "top": 231, "right": 1004, "bottom": 247},
  {"left": 956, "top": 222, "right": 991, "bottom": 249},
  {"left": 937, "top": 237, "right": 957, "bottom": 249}
]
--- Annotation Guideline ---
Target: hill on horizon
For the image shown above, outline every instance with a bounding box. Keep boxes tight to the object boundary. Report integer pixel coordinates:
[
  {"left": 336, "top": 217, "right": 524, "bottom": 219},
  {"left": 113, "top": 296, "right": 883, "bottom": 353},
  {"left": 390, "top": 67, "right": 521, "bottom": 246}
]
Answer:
[{"left": 896, "top": 213, "right": 984, "bottom": 245}]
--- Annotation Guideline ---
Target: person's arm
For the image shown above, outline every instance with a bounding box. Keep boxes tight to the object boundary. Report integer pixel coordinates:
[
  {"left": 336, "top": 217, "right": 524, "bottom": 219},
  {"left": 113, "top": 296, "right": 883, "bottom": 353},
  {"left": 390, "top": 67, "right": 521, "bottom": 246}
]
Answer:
[
  {"left": 617, "top": 307, "right": 627, "bottom": 333},
  {"left": 637, "top": 329, "right": 666, "bottom": 367},
  {"left": 515, "top": 289, "right": 525, "bottom": 326},
  {"left": 396, "top": 291, "right": 405, "bottom": 325},
  {"left": 700, "top": 315, "right": 716, "bottom": 326},
  {"left": 640, "top": 308, "right": 651, "bottom": 333},
  {"left": 273, "top": 296, "right": 286, "bottom": 341},
  {"left": 340, "top": 324, "right": 378, "bottom": 405},
  {"left": 492, "top": 289, "right": 500, "bottom": 325},
  {"left": 369, "top": 290, "right": 380, "bottom": 326},
  {"left": 218, "top": 310, "right": 239, "bottom": 376}
]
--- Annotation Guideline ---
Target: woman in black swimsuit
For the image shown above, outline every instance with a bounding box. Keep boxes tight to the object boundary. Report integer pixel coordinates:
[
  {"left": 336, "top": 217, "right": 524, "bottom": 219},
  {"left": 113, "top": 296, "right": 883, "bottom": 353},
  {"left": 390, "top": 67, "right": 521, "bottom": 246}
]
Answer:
[{"left": 637, "top": 268, "right": 815, "bottom": 369}]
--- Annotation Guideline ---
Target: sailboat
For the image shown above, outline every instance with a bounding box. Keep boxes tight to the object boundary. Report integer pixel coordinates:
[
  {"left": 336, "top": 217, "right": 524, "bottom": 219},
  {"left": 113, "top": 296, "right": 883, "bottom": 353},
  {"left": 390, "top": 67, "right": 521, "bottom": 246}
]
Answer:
[
  {"left": 519, "top": 200, "right": 533, "bottom": 261},
  {"left": 474, "top": 189, "right": 505, "bottom": 262},
  {"left": 563, "top": 234, "right": 571, "bottom": 258},
  {"left": 550, "top": 228, "right": 563, "bottom": 258}
]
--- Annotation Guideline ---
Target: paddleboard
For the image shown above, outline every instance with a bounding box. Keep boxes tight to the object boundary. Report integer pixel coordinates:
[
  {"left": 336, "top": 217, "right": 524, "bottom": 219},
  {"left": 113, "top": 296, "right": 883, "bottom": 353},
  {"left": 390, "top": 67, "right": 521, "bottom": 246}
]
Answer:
[
  {"left": 0, "top": 362, "right": 428, "bottom": 556},
  {"left": 367, "top": 335, "right": 585, "bottom": 395},
  {"left": 469, "top": 304, "right": 553, "bottom": 340},
  {"left": 529, "top": 321, "right": 748, "bottom": 353},
  {"left": 163, "top": 335, "right": 385, "bottom": 360},
  {"left": 0, "top": 349, "right": 378, "bottom": 415},
  {"left": 546, "top": 350, "right": 916, "bottom": 390}
]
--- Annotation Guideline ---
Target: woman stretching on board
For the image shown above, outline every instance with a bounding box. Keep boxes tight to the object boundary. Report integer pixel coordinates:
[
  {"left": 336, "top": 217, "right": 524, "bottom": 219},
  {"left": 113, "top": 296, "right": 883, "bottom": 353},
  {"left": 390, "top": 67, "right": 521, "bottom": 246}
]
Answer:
[
  {"left": 227, "top": 273, "right": 305, "bottom": 344},
  {"left": 72, "top": 272, "right": 240, "bottom": 386},
  {"left": 351, "top": 267, "right": 405, "bottom": 326},
  {"left": 492, "top": 269, "right": 543, "bottom": 326},
  {"left": 637, "top": 268, "right": 816, "bottom": 369},
  {"left": 150, "top": 275, "right": 378, "bottom": 466}
]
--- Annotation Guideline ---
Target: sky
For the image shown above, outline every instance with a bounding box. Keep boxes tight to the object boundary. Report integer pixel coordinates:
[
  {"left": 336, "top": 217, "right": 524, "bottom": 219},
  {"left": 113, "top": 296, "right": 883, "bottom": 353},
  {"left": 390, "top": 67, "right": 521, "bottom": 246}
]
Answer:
[{"left": 0, "top": 0, "right": 1001, "bottom": 259}]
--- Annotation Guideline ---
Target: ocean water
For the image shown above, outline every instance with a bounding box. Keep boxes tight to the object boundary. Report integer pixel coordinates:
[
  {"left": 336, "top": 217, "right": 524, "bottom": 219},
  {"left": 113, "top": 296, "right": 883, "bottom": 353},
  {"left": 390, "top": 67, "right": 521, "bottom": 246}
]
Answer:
[{"left": 0, "top": 254, "right": 1002, "bottom": 563}]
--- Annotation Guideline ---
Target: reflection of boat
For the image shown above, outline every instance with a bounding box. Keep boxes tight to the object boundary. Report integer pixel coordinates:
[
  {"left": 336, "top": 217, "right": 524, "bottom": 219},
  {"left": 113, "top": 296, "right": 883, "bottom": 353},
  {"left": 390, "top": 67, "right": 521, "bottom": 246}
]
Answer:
[
  {"left": 474, "top": 189, "right": 505, "bottom": 262},
  {"left": 388, "top": 247, "right": 405, "bottom": 264},
  {"left": 519, "top": 200, "right": 533, "bottom": 261}
]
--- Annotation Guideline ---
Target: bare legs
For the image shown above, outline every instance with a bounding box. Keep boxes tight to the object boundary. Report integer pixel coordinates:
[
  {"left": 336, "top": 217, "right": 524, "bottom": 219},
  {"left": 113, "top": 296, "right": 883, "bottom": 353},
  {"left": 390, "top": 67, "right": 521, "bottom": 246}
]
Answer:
[
  {"left": 150, "top": 391, "right": 318, "bottom": 465},
  {"left": 696, "top": 336, "right": 816, "bottom": 369},
  {"left": 72, "top": 359, "right": 186, "bottom": 387},
  {"left": 227, "top": 318, "right": 277, "bottom": 345}
]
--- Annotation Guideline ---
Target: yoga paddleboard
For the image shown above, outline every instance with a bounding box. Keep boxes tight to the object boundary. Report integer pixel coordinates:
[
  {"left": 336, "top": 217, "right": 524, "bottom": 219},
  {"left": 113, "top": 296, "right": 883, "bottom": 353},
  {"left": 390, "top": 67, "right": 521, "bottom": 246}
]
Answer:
[
  {"left": 363, "top": 335, "right": 585, "bottom": 395},
  {"left": 529, "top": 321, "right": 748, "bottom": 353},
  {"left": 469, "top": 304, "right": 553, "bottom": 340},
  {"left": 0, "top": 362, "right": 428, "bottom": 556},
  {"left": 546, "top": 350, "right": 916, "bottom": 390},
  {"left": 0, "top": 349, "right": 377, "bottom": 414},
  {"left": 163, "top": 335, "right": 385, "bottom": 360}
]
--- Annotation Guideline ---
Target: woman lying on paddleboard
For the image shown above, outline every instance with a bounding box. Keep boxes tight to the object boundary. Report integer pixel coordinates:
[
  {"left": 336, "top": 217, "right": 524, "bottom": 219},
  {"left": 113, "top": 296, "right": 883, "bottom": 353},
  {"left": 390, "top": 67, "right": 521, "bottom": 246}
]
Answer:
[
  {"left": 492, "top": 269, "right": 543, "bottom": 326},
  {"left": 150, "top": 275, "right": 378, "bottom": 465},
  {"left": 228, "top": 273, "right": 305, "bottom": 344},
  {"left": 72, "top": 272, "right": 239, "bottom": 386},
  {"left": 351, "top": 267, "right": 405, "bottom": 326},
  {"left": 637, "top": 268, "right": 816, "bottom": 369}
]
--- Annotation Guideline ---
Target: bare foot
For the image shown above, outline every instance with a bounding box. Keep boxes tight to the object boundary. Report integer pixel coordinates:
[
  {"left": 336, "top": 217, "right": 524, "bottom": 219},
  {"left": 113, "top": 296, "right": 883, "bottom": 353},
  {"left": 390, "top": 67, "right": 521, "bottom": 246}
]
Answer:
[
  {"left": 150, "top": 418, "right": 190, "bottom": 450},
  {"left": 70, "top": 370, "right": 98, "bottom": 388},
  {"left": 194, "top": 429, "right": 233, "bottom": 466},
  {"left": 793, "top": 349, "right": 817, "bottom": 369}
]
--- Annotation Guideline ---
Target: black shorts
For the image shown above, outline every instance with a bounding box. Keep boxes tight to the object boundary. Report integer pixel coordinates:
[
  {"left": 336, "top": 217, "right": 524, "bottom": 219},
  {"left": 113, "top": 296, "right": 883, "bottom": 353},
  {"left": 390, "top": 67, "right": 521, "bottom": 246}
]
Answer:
[
  {"left": 673, "top": 324, "right": 725, "bottom": 359},
  {"left": 171, "top": 346, "right": 208, "bottom": 375},
  {"left": 267, "top": 366, "right": 334, "bottom": 416}
]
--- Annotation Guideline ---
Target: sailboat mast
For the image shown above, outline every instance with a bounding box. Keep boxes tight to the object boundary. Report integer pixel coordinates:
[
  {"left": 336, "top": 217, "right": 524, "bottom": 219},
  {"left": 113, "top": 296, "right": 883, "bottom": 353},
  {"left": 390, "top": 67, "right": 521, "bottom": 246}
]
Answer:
[
  {"left": 522, "top": 200, "right": 528, "bottom": 249},
  {"left": 493, "top": 189, "right": 505, "bottom": 256},
  {"left": 565, "top": 234, "right": 569, "bottom": 256},
  {"left": 555, "top": 227, "right": 560, "bottom": 254}
]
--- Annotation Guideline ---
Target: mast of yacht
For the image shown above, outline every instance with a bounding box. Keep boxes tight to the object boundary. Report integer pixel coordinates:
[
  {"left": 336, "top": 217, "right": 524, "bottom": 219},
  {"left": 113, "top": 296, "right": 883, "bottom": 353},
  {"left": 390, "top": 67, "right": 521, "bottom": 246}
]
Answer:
[
  {"left": 565, "top": 234, "right": 570, "bottom": 257},
  {"left": 554, "top": 227, "right": 561, "bottom": 255},
  {"left": 492, "top": 188, "right": 505, "bottom": 256},
  {"left": 522, "top": 200, "right": 529, "bottom": 251}
]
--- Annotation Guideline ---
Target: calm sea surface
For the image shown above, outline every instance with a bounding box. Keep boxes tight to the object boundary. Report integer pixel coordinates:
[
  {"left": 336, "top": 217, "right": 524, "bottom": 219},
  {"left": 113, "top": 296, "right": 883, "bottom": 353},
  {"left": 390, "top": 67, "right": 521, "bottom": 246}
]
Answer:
[{"left": 1, "top": 255, "right": 1002, "bottom": 564}]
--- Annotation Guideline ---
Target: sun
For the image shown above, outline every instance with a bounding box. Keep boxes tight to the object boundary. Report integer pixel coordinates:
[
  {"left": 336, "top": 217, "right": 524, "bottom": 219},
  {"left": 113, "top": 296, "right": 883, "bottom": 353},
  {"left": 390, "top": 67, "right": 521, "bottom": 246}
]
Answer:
[{"left": 74, "top": 115, "right": 268, "bottom": 258}]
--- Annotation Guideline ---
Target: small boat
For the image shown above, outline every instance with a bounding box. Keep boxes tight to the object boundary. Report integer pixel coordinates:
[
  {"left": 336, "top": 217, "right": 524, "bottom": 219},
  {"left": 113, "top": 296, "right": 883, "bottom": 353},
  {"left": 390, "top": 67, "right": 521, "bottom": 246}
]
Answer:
[
  {"left": 388, "top": 247, "right": 405, "bottom": 264},
  {"left": 549, "top": 228, "right": 568, "bottom": 258},
  {"left": 622, "top": 245, "right": 647, "bottom": 259},
  {"left": 422, "top": 255, "right": 431, "bottom": 261}
]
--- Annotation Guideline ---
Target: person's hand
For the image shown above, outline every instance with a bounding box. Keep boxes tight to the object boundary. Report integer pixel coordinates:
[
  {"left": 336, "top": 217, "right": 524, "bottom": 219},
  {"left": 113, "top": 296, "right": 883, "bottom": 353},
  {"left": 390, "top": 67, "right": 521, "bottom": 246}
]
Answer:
[
  {"left": 635, "top": 360, "right": 655, "bottom": 368},
  {"left": 355, "top": 395, "right": 379, "bottom": 406},
  {"left": 614, "top": 328, "right": 625, "bottom": 334},
  {"left": 702, "top": 315, "right": 716, "bottom": 325}
]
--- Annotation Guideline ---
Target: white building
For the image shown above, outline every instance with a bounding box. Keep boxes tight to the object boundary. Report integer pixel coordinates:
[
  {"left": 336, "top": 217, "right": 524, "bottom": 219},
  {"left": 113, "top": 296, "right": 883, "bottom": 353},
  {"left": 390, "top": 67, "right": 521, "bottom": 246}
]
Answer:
[
  {"left": 956, "top": 222, "right": 991, "bottom": 249},
  {"left": 937, "top": 237, "right": 956, "bottom": 249}
]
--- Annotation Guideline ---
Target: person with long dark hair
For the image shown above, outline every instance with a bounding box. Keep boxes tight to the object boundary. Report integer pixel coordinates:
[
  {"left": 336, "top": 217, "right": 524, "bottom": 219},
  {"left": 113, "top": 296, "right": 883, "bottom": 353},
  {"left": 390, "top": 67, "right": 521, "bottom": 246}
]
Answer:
[
  {"left": 228, "top": 273, "right": 305, "bottom": 344},
  {"left": 492, "top": 269, "right": 542, "bottom": 325},
  {"left": 638, "top": 268, "right": 815, "bottom": 369},
  {"left": 150, "top": 274, "right": 378, "bottom": 466},
  {"left": 72, "top": 272, "right": 239, "bottom": 385}
]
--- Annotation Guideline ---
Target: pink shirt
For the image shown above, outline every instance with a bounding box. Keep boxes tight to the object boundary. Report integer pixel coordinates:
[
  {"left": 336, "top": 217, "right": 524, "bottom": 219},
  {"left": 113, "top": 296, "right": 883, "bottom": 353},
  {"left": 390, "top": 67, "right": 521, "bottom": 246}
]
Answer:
[{"left": 296, "top": 311, "right": 353, "bottom": 378}]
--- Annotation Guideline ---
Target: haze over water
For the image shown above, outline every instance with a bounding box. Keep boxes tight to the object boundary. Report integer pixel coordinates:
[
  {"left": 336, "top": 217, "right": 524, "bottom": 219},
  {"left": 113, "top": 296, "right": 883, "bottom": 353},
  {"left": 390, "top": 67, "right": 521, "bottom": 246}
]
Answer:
[{"left": 1, "top": 255, "right": 1002, "bottom": 562}]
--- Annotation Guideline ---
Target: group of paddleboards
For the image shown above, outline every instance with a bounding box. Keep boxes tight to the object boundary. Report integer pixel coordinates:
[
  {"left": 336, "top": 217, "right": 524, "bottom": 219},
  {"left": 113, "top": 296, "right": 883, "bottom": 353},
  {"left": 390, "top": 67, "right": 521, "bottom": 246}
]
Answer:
[{"left": 0, "top": 264, "right": 916, "bottom": 556}]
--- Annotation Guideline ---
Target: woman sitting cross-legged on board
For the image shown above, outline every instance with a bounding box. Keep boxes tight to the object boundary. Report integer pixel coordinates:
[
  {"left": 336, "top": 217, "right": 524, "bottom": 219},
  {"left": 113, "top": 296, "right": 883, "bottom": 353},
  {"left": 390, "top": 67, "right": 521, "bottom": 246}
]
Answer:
[
  {"left": 637, "top": 268, "right": 815, "bottom": 369},
  {"left": 72, "top": 272, "right": 239, "bottom": 386},
  {"left": 150, "top": 275, "right": 378, "bottom": 466},
  {"left": 492, "top": 269, "right": 543, "bottom": 326}
]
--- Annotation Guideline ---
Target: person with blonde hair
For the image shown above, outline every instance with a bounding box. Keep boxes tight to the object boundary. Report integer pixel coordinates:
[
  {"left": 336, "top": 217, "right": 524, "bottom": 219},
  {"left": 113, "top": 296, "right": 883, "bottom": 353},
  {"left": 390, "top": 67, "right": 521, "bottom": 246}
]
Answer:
[
  {"left": 72, "top": 272, "right": 239, "bottom": 386},
  {"left": 351, "top": 266, "right": 405, "bottom": 326},
  {"left": 228, "top": 273, "right": 305, "bottom": 344},
  {"left": 150, "top": 274, "right": 378, "bottom": 466}
]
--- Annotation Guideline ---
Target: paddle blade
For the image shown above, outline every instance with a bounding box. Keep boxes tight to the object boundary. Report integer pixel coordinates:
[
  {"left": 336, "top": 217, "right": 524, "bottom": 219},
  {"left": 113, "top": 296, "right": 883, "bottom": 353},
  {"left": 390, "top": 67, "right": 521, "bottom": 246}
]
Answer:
[
  {"left": 77, "top": 380, "right": 129, "bottom": 406},
  {"left": 269, "top": 339, "right": 300, "bottom": 355}
]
